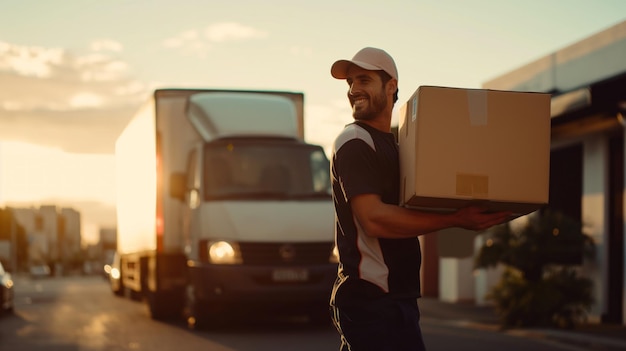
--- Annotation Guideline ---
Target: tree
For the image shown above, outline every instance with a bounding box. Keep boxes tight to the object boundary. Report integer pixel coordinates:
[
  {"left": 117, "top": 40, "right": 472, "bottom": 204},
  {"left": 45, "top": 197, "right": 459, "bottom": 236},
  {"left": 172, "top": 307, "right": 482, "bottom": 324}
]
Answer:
[{"left": 475, "top": 209, "right": 594, "bottom": 328}]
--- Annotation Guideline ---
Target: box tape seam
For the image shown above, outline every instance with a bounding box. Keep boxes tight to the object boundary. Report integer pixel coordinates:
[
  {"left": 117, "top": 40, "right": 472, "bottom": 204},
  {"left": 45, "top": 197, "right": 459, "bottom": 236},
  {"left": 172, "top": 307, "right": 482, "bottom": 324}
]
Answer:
[{"left": 467, "top": 90, "right": 488, "bottom": 126}]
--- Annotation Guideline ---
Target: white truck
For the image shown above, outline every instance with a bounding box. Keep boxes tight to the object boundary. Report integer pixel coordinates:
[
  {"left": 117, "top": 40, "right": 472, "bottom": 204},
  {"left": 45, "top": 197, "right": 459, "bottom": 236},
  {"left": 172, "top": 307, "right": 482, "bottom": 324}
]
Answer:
[{"left": 113, "top": 89, "right": 336, "bottom": 327}]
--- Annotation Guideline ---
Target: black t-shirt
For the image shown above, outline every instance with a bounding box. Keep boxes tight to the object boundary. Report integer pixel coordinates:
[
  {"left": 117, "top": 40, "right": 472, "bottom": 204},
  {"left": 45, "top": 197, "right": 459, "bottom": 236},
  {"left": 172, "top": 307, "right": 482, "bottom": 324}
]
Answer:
[{"left": 331, "top": 122, "right": 421, "bottom": 305}]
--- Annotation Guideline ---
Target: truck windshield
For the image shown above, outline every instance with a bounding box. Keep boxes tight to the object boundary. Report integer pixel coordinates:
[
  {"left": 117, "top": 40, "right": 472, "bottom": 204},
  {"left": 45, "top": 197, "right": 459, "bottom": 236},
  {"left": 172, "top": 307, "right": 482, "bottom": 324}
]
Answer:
[{"left": 202, "top": 139, "right": 331, "bottom": 200}]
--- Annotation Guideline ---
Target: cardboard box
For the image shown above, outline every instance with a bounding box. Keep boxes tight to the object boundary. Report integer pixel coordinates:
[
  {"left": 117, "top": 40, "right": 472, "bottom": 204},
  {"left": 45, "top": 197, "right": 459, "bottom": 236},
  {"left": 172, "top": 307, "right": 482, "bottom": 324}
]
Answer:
[{"left": 398, "top": 85, "right": 551, "bottom": 216}]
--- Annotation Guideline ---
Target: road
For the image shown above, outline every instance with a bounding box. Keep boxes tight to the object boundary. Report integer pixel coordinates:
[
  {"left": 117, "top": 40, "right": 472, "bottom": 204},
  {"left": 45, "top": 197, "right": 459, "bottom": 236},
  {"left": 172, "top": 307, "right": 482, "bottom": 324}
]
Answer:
[{"left": 0, "top": 275, "right": 597, "bottom": 351}]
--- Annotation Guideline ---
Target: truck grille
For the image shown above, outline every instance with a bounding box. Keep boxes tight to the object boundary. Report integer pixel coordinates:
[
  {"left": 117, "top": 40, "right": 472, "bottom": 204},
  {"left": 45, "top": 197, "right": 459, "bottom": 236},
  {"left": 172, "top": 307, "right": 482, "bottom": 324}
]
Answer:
[{"left": 238, "top": 242, "right": 333, "bottom": 265}]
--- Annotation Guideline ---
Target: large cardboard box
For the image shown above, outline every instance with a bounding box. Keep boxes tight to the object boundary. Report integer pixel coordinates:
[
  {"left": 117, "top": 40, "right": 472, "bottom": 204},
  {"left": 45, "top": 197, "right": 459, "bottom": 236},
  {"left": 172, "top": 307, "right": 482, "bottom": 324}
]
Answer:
[{"left": 398, "top": 85, "right": 551, "bottom": 217}]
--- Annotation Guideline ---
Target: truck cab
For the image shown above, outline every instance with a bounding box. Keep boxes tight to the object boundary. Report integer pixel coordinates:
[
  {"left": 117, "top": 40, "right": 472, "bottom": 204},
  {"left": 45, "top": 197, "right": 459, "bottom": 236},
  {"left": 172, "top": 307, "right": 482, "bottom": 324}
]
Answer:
[{"left": 115, "top": 89, "right": 337, "bottom": 327}]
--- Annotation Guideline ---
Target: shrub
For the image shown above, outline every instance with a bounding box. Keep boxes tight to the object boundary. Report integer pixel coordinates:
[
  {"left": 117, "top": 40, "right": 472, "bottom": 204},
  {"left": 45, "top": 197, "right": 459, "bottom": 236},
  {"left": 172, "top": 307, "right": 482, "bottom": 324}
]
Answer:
[
  {"left": 476, "top": 209, "right": 594, "bottom": 328},
  {"left": 487, "top": 266, "right": 593, "bottom": 328}
]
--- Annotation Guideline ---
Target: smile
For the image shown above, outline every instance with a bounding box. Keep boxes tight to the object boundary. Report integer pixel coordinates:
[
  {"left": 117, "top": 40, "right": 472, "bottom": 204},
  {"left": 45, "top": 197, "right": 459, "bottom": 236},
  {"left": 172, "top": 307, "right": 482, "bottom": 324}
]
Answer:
[{"left": 353, "top": 98, "right": 368, "bottom": 107}]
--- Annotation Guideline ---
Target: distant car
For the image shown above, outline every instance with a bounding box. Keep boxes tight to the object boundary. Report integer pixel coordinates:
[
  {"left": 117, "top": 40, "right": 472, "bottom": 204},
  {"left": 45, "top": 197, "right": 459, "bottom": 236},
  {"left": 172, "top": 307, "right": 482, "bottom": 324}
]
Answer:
[
  {"left": 0, "top": 262, "right": 14, "bottom": 315},
  {"left": 108, "top": 253, "right": 123, "bottom": 296},
  {"left": 29, "top": 264, "right": 51, "bottom": 278}
]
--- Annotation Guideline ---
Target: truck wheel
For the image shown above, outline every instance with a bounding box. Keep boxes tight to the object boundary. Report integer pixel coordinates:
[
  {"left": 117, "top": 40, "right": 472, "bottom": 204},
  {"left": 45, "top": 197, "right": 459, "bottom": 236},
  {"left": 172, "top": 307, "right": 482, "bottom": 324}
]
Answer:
[
  {"left": 148, "top": 290, "right": 183, "bottom": 321},
  {"left": 186, "top": 297, "right": 214, "bottom": 329},
  {"left": 184, "top": 286, "right": 225, "bottom": 330}
]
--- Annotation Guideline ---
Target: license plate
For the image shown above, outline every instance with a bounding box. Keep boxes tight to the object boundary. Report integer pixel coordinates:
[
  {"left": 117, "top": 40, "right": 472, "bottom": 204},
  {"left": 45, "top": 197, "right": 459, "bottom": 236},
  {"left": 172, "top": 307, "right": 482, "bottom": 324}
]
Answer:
[{"left": 272, "top": 268, "right": 309, "bottom": 282}]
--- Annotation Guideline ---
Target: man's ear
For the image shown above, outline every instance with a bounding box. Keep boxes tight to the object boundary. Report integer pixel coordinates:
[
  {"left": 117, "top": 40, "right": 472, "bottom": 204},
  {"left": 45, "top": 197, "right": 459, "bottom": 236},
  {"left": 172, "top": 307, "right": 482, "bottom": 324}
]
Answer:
[{"left": 386, "top": 78, "right": 398, "bottom": 96}]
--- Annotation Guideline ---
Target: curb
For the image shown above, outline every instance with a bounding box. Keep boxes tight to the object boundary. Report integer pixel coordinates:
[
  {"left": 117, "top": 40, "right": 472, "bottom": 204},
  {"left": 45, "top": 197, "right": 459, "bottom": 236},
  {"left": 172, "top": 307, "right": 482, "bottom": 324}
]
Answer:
[
  {"left": 422, "top": 317, "right": 626, "bottom": 351},
  {"left": 521, "top": 328, "right": 626, "bottom": 351}
]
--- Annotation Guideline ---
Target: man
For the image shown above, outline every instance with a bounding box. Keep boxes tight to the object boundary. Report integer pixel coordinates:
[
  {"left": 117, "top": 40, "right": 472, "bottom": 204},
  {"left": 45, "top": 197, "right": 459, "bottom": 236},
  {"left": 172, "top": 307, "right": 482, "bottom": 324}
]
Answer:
[{"left": 329, "top": 47, "right": 511, "bottom": 351}]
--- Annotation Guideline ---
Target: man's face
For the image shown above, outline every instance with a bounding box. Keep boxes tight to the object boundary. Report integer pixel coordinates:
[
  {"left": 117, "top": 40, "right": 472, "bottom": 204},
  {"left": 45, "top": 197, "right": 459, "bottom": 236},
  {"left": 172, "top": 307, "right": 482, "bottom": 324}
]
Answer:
[{"left": 345, "top": 66, "right": 388, "bottom": 121}]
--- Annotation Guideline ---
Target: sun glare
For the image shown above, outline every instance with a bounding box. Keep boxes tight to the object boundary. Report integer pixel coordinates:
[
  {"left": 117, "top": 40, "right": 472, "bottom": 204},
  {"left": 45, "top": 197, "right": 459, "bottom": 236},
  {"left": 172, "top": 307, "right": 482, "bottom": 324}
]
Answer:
[{"left": 0, "top": 141, "right": 116, "bottom": 205}]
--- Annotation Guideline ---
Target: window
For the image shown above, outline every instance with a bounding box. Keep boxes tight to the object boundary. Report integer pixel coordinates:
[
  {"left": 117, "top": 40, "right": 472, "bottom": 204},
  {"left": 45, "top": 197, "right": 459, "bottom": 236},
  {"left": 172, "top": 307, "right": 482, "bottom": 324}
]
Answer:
[{"left": 202, "top": 139, "right": 331, "bottom": 200}]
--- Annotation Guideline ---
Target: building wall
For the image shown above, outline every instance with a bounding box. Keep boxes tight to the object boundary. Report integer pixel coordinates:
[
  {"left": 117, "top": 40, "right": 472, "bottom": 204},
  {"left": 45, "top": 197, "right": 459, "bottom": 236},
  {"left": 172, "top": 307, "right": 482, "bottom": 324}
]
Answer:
[
  {"left": 11, "top": 208, "right": 37, "bottom": 235},
  {"left": 11, "top": 207, "right": 46, "bottom": 265},
  {"left": 582, "top": 136, "right": 611, "bottom": 320},
  {"left": 483, "top": 21, "right": 626, "bottom": 94},
  {"left": 60, "top": 207, "right": 81, "bottom": 257},
  {"left": 11, "top": 206, "right": 83, "bottom": 271},
  {"left": 39, "top": 205, "right": 59, "bottom": 262},
  {"left": 439, "top": 257, "right": 475, "bottom": 303}
]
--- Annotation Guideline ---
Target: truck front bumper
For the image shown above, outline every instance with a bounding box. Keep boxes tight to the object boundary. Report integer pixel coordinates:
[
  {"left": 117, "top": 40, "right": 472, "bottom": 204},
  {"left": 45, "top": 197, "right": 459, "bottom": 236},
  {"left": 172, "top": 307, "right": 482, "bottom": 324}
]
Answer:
[{"left": 188, "top": 262, "right": 337, "bottom": 312}]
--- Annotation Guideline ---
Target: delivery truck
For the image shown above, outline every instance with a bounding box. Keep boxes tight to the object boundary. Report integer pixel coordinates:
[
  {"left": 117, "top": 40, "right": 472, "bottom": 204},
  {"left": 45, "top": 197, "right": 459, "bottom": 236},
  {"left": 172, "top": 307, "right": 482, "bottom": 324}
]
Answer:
[{"left": 112, "top": 89, "right": 337, "bottom": 327}]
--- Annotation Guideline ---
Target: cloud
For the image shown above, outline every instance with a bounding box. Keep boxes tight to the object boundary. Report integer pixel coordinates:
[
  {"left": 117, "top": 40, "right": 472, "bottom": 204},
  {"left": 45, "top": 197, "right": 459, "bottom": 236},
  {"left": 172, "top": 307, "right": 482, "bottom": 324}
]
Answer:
[
  {"left": 0, "top": 41, "right": 63, "bottom": 78},
  {"left": 0, "top": 41, "right": 148, "bottom": 154},
  {"left": 75, "top": 53, "right": 130, "bottom": 82},
  {"left": 162, "top": 21, "right": 268, "bottom": 57}
]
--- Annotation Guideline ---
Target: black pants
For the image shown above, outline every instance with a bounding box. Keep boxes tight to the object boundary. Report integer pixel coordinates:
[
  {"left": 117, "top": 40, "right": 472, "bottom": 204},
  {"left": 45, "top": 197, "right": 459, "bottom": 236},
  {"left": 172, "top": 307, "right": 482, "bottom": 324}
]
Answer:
[{"left": 331, "top": 295, "right": 427, "bottom": 351}]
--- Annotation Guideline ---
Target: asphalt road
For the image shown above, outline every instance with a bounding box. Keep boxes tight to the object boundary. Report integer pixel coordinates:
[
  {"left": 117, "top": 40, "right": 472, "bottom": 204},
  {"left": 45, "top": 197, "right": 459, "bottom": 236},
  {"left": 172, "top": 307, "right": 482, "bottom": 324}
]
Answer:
[{"left": 0, "top": 275, "right": 601, "bottom": 351}]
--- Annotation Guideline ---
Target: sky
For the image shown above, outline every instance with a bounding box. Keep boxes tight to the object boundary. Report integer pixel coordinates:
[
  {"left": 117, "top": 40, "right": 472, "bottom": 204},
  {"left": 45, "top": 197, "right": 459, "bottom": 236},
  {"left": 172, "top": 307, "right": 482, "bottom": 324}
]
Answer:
[{"left": 0, "top": 0, "right": 625, "bottom": 244}]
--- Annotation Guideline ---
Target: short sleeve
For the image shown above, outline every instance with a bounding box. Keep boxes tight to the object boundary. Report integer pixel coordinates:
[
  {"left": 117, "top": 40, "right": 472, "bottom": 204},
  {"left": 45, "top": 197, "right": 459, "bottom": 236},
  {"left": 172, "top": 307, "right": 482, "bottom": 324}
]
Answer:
[{"left": 334, "top": 139, "right": 383, "bottom": 202}]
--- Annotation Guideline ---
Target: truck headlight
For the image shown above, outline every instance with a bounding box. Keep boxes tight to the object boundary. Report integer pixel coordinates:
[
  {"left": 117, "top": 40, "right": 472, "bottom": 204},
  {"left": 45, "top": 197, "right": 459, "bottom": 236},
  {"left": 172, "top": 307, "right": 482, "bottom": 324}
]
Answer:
[
  {"left": 329, "top": 244, "right": 339, "bottom": 264},
  {"left": 207, "top": 241, "right": 242, "bottom": 264},
  {"left": 110, "top": 267, "right": 121, "bottom": 280}
]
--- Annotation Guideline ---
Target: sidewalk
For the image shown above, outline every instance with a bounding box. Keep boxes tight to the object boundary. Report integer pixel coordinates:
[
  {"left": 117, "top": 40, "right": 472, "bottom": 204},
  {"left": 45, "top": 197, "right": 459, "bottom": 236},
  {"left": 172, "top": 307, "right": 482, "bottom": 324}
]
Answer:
[{"left": 418, "top": 297, "right": 626, "bottom": 351}]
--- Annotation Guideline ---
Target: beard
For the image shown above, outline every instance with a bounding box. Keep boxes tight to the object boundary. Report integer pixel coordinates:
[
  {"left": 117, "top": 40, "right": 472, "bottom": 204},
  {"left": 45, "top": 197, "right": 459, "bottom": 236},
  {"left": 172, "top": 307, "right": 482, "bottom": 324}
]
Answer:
[{"left": 351, "top": 89, "right": 388, "bottom": 121}]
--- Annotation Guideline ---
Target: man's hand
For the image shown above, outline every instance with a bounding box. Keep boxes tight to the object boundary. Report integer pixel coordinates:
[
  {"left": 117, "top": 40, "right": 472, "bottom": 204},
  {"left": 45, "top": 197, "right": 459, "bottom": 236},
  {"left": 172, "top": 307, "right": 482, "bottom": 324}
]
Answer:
[{"left": 453, "top": 206, "right": 512, "bottom": 232}]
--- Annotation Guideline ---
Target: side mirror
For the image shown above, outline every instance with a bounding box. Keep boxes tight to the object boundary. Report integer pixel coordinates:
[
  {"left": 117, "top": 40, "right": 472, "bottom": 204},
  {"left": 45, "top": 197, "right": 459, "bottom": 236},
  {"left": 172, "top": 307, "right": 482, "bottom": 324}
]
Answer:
[{"left": 169, "top": 172, "right": 187, "bottom": 201}]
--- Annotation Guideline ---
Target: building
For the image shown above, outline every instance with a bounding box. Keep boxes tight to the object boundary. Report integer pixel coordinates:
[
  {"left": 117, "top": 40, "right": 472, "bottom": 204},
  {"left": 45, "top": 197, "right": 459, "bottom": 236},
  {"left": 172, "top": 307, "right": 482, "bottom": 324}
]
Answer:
[
  {"left": 39, "top": 205, "right": 60, "bottom": 265},
  {"left": 11, "top": 207, "right": 47, "bottom": 266},
  {"left": 99, "top": 226, "right": 117, "bottom": 266},
  {"left": 478, "top": 19, "right": 626, "bottom": 325},
  {"left": 420, "top": 20, "right": 626, "bottom": 325},
  {"left": 59, "top": 207, "right": 82, "bottom": 267},
  {"left": 421, "top": 20, "right": 626, "bottom": 326},
  {"left": 11, "top": 205, "right": 83, "bottom": 274}
]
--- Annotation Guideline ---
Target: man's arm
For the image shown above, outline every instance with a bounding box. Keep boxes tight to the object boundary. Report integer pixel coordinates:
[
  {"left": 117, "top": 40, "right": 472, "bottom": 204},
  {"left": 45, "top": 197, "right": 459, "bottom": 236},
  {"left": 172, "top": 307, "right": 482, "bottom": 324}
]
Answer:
[{"left": 351, "top": 193, "right": 511, "bottom": 239}]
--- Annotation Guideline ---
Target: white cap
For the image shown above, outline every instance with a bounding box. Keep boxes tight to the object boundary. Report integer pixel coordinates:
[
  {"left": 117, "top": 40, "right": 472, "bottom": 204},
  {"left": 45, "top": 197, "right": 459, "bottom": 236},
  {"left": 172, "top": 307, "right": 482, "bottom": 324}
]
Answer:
[{"left": 331, "top": 47, "right": 398, "bottom": 81}]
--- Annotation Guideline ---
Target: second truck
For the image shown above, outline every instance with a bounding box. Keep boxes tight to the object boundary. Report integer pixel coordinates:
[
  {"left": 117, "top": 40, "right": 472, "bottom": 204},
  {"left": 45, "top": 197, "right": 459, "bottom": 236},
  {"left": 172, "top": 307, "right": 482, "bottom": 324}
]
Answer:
[{"left": 112, "top": 89, "right": 337, "bottom": 327}]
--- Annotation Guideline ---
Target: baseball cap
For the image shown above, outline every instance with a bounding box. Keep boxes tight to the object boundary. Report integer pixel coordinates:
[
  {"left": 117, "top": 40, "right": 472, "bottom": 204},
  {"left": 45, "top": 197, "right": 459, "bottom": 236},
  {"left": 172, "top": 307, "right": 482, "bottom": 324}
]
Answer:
[{"left": 331, "top": 47, "right": 398, "bottom": 81}]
